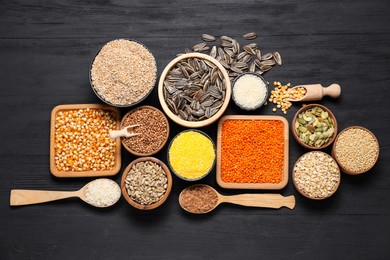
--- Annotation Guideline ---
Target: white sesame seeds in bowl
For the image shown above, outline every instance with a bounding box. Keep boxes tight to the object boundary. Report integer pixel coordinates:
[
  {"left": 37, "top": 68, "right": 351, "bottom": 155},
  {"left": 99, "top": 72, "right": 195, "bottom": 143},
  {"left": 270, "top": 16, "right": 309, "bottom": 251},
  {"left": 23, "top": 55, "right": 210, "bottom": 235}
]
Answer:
[{"left": 89, "top": 39, "right": 157, "bottom": 107}]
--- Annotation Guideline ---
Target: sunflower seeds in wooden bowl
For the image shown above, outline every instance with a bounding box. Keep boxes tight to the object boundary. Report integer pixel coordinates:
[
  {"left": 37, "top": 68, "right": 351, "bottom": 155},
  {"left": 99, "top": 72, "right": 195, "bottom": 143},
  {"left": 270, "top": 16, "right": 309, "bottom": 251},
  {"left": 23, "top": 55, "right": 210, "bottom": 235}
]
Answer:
[{"left": 158, "top": 53, "right": 231, "bottom": 128}]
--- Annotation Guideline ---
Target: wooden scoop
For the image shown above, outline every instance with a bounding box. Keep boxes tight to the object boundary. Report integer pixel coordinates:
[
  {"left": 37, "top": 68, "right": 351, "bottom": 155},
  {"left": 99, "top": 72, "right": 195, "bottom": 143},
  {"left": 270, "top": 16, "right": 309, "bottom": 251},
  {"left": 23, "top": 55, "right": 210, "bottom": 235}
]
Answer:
[
  {"left": 179, "top": 184, "right": 295, "bottom": 214},
  {"left": 109, "top": 124, "right": 140, "bottom": 139},
  {"left": 10, "top": 179, "right": 120, "bottom": 208},
  {"left": 286, "top": 83, "right": 341, "bottom": 102}
]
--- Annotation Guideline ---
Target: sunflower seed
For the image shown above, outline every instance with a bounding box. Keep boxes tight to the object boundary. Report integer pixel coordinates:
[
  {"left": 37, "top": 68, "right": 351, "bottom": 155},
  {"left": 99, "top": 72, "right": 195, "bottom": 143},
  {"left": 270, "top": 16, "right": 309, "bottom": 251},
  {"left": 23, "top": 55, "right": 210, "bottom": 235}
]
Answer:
[
  {"left": 261, "top": 52, "right": 273, "bottom": 60},
  {"left": 236, "top": 51, "right": 247, "bottom": 60},
  {"left": 255, "top": 49, "right": 262, "bottom": 60},
  {"left": 202, "top": 34, "right": 216, "bottom": 42},
  {"left": 193, "top": 42, "right": 207, "bottom": 52},
  {"left": 210, "top": 46, "right": 217, "bottom": 58},
  {"left": 225, "top": 53, "right": 233, "bottom": 65},
  {"left": 221, "top": 35, "right": 234, "bottom": 42},
  {"left": 260, "top": 65, "right": 272, "bottom": 72},
  {"left": 243, "top": 32, "right": 257, "bottom": 40},
  {"left": 224, "top": 48, "right": 235, "bottom": 58},
  {"left": 243, "top": 45, "right": 256, "bottom": 56},
  {"left": 273, "top": 52, "right": 282, "bottom": 65},
  {"left": 249, "top": 61, "right": 256, "bottom": 72},
  {"left": 184, "top": 33, "right": 282, "bottom": 83},
  {"left": 247, "top": 43, "right": 257, "bottom": 50},
  {"left": 260, "top": 59, "right": 276, "bottom": 66},
  {"left": 234, "top": 62, "right": 248, "bottom": 69},
  {"left": 219, "top": 59, "right": 230, "bottom": 69},
  {"left": 198, "top": 46, "right": 210, "bottom": 52}
]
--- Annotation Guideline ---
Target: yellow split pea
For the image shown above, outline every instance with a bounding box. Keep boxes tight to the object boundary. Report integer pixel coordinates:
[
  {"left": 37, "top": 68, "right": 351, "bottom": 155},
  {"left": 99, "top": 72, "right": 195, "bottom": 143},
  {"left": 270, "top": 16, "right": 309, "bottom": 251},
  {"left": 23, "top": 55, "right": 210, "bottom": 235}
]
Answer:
[{"left": 169, "top": 131, "right": 215, "bottom": 180}]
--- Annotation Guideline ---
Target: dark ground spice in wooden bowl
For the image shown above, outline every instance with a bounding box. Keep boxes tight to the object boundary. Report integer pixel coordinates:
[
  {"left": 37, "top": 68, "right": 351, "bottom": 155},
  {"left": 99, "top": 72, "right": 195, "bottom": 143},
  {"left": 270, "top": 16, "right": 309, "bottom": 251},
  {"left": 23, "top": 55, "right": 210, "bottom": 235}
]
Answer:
[{"left": 179, "top": 185, "right": 218, "bottom": 213}]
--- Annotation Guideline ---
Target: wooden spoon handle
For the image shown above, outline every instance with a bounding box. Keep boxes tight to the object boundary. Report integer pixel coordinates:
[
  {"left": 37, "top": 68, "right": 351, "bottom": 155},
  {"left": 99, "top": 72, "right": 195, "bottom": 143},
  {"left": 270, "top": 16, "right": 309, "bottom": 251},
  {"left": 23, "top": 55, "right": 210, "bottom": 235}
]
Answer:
[
  {"left": 109, "top": 129, "right": 126, "bottom": 139},
  {"left": 10, "top": 190, "right": 79, "bottom": 206},
  {"left": 220, "top": 194, "right": 295, "bottom": 209},
  {"left": 322, "top": 84, "right": 341, "bottom": 98}
]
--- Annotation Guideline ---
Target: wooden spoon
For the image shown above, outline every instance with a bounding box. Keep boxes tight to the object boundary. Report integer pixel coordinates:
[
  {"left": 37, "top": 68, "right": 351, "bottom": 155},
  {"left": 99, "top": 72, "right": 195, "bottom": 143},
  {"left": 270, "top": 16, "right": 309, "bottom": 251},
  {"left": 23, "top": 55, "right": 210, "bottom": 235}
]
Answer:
[
  {"left": 179, "top": 184, "right": 295, "bottom": 214},
  {"left": 109, "top": 124, "right": 140, "bottom": 139},
  {"left": 286, "top": 83, "right": 341, "bottom": 102},
  {"left": 10, "top": 178, "right": 121, "bottom": 208}
]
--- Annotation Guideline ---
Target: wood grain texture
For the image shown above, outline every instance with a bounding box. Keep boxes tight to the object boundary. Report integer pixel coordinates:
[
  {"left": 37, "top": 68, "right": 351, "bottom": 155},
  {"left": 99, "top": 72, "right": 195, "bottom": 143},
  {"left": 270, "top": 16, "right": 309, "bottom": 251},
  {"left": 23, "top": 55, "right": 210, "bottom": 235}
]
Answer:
[{"left": 1, "top": 0, "right": 390, "bottom": 259}]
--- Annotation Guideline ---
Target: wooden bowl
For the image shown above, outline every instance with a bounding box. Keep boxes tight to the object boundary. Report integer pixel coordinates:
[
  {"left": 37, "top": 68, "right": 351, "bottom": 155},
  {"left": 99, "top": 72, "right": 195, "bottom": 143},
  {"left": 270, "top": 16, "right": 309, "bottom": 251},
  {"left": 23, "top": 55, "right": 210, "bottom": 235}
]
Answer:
[
  {"left": 292, "top": 151, "right": 341, "bottom": 200},
  {"left": 292, "top": 104, "right": 338, "bottom": 150},
  {"left": 121, "top": 157, "right": 172, "bottom": 210},
  {"left": 158, "top": 53, "right": 231, "bottom": 128},
  {"left": 216, "top": 115, "right": 289, "bottom": 189},
  {"left": 50, "top": 104, "right": 121, "bottom": 178},
  {"left": 120, "top": 105, "right": 170, "bottom": 156},
  {"left": 332, "top": 126, "right": 380, "bottom": 175},
  {"left": 89, "top": 39, "right": 157, "bottom": 107}
]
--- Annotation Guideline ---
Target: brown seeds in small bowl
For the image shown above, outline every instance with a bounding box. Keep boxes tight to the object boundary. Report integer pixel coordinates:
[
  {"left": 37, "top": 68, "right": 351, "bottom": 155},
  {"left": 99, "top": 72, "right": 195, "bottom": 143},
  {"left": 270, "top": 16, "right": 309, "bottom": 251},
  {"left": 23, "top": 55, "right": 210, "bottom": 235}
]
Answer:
[
  {"left": 292, "top": 104, "right": 337, "bottom": 149},
  {"left": 293, "top": 151, "right": 340, "bottom": 200},
  {"left": 121, "top": 106, "right": 169, "bottom": 156},
  {"left": 121, "top": 157, "right": 172, "bottom": 210}
]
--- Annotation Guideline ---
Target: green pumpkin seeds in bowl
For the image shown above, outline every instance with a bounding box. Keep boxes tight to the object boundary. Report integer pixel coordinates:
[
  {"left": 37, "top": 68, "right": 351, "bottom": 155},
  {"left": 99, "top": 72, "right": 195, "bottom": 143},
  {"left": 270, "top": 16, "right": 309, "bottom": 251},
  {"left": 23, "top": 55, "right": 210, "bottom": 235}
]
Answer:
[{"left": 292, "top": 104, "right": 337, "bottom": 149}]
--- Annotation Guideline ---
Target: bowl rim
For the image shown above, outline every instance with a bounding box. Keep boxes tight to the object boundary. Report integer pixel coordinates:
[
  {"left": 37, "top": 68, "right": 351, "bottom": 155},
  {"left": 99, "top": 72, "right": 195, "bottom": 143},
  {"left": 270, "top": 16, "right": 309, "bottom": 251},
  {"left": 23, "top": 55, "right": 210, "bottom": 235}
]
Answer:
[
  {"left": 120, "top": 105, "right": 170, "bottom": 156},
  {"left": 331, "top": 126, "right": 380, "bottom": 175},
  {"left": 167, "top": 129, "right": 216, "bottom": 181},
  {"left": 121, "top": 157, "right": 172, "bottom": 210},
  {"left": 89, "top": 38, "right": 157, "bottom": 108},
  {"left": 158, "top": 52, "right": 231, "bottom": 128},
  {"left": 231, "top": 72, "right": 269, "bottom": 111},
  {"left": 292, "top": 151, "right": 341, "bottom": 200},
  {"left": 292, "top": 104, "right": 338, "bottom": 150}
]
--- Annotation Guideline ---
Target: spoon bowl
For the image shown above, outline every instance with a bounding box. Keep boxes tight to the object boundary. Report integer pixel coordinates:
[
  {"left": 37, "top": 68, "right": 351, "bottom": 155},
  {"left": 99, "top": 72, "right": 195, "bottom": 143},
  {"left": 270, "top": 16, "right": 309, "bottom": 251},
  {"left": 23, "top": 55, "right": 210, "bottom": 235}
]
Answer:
[
  {"left": 10, "top": 178, "right": 121, "bottom": 208},
  {"left": 286, "top": 83, "right": 341, "bottom": 102},
  {"left": 179, "top": 184, "right": 295, "bottom": 214}
]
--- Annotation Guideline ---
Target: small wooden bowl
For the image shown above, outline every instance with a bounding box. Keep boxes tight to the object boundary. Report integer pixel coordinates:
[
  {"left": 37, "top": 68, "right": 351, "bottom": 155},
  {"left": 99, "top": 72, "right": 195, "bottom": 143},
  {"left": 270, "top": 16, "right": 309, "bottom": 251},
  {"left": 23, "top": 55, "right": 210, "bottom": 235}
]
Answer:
[
  {"left": 50, "top": 104, "right": 121, "bottom": 178},
  {"left": 292, "top": 104, "right": 338, "bottom": 150},
  {"left": 121, "top": 157, "right": 172, "bottom": 210},
  {"left": 292, "top": 151, "right": 341, "bottom": 200},
  {"left": 216, "top": 115, "right": 289, "bottom": 190},
  {"left": 120, "top": 105, "right": 170, "bottom": 156},
  {"left": 158, "top": 53, "right": 231, "bottom": 128},
  {"left": 89, "top": 39, "right": 157, "bottom": 107},
  {"left": 332, "top": 126, "right": 380, "bottom": 175},
  {"left": 167, "top": 130, "right": 216, "bottom": 181}
]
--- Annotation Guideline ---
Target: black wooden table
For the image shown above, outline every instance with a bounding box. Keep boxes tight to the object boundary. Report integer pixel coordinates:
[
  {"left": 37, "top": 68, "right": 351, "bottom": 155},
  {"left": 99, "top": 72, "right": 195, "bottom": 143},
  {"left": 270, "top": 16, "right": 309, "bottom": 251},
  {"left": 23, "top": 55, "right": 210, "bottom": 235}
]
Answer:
[{"left": 1, "top": 1, "right": 390, "bottom": 259}]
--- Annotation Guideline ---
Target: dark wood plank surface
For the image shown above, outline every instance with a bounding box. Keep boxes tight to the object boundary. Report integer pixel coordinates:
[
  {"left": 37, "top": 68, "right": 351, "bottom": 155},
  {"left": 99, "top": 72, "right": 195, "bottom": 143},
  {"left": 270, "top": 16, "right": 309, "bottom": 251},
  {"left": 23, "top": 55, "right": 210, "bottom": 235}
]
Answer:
[{"left": 1, "top": 0, "right": 390, "bottom": 259}]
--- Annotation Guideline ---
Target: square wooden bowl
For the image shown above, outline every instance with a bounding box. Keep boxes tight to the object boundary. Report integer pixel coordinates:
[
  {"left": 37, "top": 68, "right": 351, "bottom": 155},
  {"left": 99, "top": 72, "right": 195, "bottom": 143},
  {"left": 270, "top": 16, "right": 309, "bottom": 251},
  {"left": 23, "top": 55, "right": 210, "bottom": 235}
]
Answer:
[
  {"left": 50, "top": 104, "right": 121, "bottom": 178},
  {"left": 216, "top": 115, "right": 289, "bottom": 189}
]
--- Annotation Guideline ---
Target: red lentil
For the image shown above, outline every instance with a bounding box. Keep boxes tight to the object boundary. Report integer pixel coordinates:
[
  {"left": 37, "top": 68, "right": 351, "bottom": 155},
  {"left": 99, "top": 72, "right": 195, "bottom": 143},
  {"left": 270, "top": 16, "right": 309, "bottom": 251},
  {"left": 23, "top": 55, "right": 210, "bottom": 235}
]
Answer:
[{"left": 221, "top": 120, "right": 284, "bottom": 183}]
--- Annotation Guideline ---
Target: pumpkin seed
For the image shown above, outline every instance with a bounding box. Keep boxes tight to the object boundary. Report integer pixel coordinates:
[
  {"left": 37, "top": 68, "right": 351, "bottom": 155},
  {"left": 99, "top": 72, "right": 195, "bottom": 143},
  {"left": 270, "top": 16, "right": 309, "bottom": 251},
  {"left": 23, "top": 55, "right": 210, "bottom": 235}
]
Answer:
[{"left": 295, "top": 106, "right": 335, "bottom": 147}]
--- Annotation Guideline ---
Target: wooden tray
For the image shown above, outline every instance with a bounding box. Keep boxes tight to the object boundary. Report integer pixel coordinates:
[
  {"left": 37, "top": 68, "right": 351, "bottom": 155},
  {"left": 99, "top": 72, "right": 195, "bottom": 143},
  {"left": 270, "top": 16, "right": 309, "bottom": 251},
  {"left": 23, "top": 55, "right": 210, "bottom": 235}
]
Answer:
[
  {"left": 50, "top": 104, "right": 121, "bottom": 178},
  {"left": 216, "top": 115, "right": 289, "bottom": 189}
]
